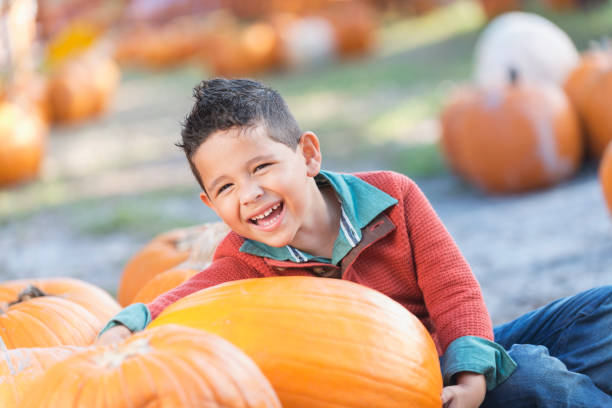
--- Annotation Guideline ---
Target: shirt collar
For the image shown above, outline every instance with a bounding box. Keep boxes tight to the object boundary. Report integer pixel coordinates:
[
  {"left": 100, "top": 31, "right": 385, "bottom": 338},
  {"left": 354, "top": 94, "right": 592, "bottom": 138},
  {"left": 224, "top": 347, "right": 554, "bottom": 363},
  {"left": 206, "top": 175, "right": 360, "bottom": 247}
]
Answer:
[{"left": 239, "top": 170, "right": 398, "bottom": 264}]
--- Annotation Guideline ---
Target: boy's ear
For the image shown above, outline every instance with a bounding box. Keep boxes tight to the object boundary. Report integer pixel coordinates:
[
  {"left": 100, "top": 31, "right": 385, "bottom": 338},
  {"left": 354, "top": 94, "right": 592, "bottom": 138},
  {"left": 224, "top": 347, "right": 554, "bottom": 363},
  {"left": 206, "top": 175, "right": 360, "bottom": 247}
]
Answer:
[
  {"left": 199, "top": 191, "right": 213, "bottom": 208},
  {"left": 299, "top": 131, "right": 322, "bottom": 177}
]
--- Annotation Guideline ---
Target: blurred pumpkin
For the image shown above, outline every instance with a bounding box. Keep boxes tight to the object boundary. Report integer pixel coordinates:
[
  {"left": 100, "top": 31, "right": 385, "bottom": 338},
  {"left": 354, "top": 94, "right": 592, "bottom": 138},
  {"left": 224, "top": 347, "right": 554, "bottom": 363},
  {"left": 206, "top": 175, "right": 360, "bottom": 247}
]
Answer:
[
  {"left": 0, "top": 101, "right": 47, "bottom": 187},
  {"left": 576, "top": 60, "right": 612, "bottom": 158},
  {"left": 0, "top": 346, "right": 81, "bottom": 407},
  {"left": 115, "top": 17, "right": 212, "bottom": 69},
  {"left": 600, "top": 142, "right": 612, "bottom": 215},
  {"left": 150, "top": 276, "right": 443, "bottom": 408},
  {"left": 544, "top": 0, "right": 577, "bottom": 8},
  {"left": 474, "top": 12, "right": 579, "bottom": 87},
  {"left": 47, "top": 51, "right": 120, "bottom": 123},
  {"left": 564, "top": 47, "right": 612, "bottom": 157},
  {"left": 544, "top": 0, "right": 607, "bottom": 9},
  {"left": 280, "top": 15, "right": 337, "bottom": 69},
  {"left": 240, "top": 21, "right": 285, "bottom": 73},
  {"left": 131, "top": 268, "right": 199, "bottom": 304},
  {"left": 22, "top": 325, "right": 281, "bottom": 408},
  {"left": 479, "top": 0, "right": 520, "bottom": 19},
  {"left": 118, "top": 221, "right": 229, "bottom": 306},
  {"left": 440, "top": 69, "right": 583, "bottom": 193},
  {"left": 325, "top": 1, "right": 377, "bottom": 58},
  {"left": 0, "top": 278, "right": 120, "bottom": 348}
]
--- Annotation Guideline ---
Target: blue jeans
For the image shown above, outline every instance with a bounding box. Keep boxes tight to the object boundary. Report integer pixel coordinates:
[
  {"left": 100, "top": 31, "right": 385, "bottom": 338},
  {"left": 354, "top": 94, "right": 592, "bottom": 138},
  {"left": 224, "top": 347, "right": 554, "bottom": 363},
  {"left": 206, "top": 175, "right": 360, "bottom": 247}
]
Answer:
[{"left": 482, "top": 286, "right": 612, "bottom": 407}]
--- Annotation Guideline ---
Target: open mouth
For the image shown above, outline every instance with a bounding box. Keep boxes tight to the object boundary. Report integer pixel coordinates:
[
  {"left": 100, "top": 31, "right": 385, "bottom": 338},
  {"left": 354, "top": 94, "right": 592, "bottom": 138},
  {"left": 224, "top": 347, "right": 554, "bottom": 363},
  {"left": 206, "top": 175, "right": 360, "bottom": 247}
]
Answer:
[{"left": 249, "top": 202, "right": 284, "bottom": 228}]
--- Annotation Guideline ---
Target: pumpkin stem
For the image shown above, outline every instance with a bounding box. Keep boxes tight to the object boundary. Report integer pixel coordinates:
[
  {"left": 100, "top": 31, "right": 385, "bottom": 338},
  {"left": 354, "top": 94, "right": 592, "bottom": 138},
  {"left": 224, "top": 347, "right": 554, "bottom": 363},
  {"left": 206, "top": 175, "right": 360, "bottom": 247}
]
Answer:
[
  {"left": 8, "top": 285, "right": 47, "bottom": 306},
  {"left": 509, "top": 67, "right": 518, "bottom": 85}
]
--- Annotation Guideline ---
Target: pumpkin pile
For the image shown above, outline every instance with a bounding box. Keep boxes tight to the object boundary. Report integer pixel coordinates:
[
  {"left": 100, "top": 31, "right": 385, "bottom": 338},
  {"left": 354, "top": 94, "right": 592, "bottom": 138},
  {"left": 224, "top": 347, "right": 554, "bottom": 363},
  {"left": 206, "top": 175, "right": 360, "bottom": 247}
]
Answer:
[
  {"left": 441, "top": 10, "right": 612, "bottom": 217},
  {"left": 0, "top": 274, "right": 442, "bottom": 406},
  {"left": 114, "top": 0, "right": 379, "bottom": 75},
  {"left": 441, "top": 12, "right": 583, "bottom": 194}
]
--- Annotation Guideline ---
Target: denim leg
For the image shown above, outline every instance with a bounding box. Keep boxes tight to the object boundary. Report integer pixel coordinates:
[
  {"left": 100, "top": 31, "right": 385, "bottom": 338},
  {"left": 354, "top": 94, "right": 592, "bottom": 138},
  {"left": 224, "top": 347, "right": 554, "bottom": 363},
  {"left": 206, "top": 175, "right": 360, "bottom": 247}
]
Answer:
[
  {"left": 481, "top": 344, "right": 612, "bottom": 408},
  {"left": 484, "top": 286, "right": 612, "bottom": 406},
  {"left": 494, "top": 285, "right": 612, "bottom": 394}
]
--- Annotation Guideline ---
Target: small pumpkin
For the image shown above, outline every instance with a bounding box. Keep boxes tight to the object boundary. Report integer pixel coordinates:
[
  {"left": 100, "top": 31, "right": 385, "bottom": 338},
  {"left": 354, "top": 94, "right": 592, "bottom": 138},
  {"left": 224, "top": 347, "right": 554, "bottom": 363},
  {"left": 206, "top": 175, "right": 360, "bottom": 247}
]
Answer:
[
  {"left": 0, "top": 346, "right": 81, "bottom": 407},
  {"left": 240, "top": 21, "right": 285, "bottom": 74},
  {"left": 600, "top": 142, "right": 612, "bottom": 215},
  {"left": 478, "top": 0, "right": 520, "bottom": 19},
  {"left": 576, "top": 60, "right": 612, "bottom": 159},
  {"left": 324, "top": 1, "right": 377, "bottom": 58},
  {"left": 0, "top": 278, "right": 120, "bottom": 348},
  {"left": 47, "top": 50, "right": 120, "bottom": 123},
  {"left": 440, "top": 69, "right": 583, "bottom": 193},
  {"left": 150, "top": 276, "right": 443, "bottom": 408},
  {"left": 563, "top": 47, "right": 612, "bottom": 157},
  {"left": 131, "top": 268, "right": 199, "bottom": 304},
  {"left": 21, "top": 325, "right": 281, "bottom": 408},
  {"left": 118, "top": 221, "right": 229, "bottom": 306},
  {"left": 0, "top": 101, "right": 47, "bottom": 187}
]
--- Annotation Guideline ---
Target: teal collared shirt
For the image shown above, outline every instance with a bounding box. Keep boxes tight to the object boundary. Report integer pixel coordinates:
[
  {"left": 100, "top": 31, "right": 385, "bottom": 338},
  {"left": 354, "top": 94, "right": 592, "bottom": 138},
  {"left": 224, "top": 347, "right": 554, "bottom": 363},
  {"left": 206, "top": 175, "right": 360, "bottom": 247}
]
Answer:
[{"left": 100, "top": 169, "right": 516, "bottom": 389}]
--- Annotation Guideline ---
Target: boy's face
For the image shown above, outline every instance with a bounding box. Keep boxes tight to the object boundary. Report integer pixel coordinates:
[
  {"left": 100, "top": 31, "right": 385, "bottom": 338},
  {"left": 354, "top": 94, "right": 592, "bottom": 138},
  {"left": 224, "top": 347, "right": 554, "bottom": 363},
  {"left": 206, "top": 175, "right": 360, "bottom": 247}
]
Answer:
[{"left": 194, "top": 124, "right": 322, "bottom": 248}]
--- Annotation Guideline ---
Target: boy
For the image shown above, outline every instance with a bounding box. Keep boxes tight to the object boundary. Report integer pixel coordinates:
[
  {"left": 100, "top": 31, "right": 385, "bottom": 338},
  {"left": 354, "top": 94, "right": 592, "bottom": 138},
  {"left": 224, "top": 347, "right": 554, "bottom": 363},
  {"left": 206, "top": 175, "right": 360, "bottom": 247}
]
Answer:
[{"left": 99, "top": 78, "right": 612, "bottom": 407}]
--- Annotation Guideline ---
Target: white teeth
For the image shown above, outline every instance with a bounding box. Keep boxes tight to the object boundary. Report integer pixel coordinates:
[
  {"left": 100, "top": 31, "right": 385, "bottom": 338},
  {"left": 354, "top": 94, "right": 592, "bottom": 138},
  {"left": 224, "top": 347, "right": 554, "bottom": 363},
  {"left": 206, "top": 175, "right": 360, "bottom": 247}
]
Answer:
[{"left": 251, "top": 203, "right": 280, "bottom": 222}]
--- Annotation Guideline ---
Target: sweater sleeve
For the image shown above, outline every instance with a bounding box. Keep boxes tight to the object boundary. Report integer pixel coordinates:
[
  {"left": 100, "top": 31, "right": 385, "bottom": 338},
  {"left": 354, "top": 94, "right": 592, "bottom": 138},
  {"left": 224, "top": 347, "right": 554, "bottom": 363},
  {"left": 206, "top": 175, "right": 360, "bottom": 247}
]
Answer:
[
  {"left": 402, "top": 177, "right": 493, "bottom": 353},
  {"left": 147, "top": 256, "right": 261, "bottom": 320}
]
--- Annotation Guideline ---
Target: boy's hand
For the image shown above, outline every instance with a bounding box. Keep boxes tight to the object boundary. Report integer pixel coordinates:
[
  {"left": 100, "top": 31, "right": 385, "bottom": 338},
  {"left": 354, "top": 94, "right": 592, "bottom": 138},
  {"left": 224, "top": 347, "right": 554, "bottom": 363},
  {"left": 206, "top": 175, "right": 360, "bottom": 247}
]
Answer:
[
  {"left": 441, "top": 372, "right": 486, "bottom": 408},
  {"left": 95, "top": 325, "right": 132, "bottom": 346}
]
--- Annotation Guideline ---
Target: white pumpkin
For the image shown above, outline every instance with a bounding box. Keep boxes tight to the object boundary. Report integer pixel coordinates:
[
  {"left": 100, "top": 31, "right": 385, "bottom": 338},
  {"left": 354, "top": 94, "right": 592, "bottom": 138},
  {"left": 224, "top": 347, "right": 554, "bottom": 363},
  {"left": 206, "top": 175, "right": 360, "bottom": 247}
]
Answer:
[
  {"left": 474, "top": 12, "right": 579, "bottom": 87},
  {"left": 281, "top": 16, "right": 337, "bottom": 69}
]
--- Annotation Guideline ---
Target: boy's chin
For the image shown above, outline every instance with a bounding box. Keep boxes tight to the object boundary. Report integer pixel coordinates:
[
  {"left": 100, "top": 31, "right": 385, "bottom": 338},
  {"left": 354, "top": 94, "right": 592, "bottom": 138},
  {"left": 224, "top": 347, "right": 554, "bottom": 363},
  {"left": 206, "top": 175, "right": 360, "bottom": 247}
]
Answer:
[{"left": 247, "top": 230, "right": 293, "bottom": 248}]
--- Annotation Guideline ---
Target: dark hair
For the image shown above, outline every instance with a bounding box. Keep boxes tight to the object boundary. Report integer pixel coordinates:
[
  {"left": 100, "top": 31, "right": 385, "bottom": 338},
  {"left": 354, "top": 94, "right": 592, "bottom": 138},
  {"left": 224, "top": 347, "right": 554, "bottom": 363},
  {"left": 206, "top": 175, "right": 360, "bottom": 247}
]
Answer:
[{"left": 177, "top": 78, "right": 302, "bottom": 190}]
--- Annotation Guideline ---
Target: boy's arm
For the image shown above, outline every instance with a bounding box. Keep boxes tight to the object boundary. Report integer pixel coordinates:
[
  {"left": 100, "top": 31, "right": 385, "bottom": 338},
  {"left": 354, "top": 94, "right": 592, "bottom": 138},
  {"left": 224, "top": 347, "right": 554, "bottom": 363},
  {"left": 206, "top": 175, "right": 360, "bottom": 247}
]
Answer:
[
  {"left": 400, "top": 177, "right": 516, "bottom": 390},
  {"left": 97, "top": 256, "right": 260, "bottom": 339},
  {"left": 402, "top": 178, "right": 492, "bottom": 350}
]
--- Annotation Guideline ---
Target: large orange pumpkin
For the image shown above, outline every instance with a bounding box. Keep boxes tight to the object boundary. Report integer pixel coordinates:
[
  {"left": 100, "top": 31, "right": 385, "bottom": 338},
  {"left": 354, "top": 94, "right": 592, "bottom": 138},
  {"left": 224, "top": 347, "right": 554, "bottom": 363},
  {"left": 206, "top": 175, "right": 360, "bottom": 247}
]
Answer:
[
  {"left": 118, "top": 221, "right": 229, "bottom": 306},
  {"left": 0, "top": 346, "right": 81, "bottom": 406},
  {"left": 21, "top": 325, "right": 281, "bottom": 408},
  {"left": 440, "top": 70, "right": 583, "bottom": 193},
  {"left": 0, "top": 102, "right": 47, "bottom": 187},
  {"left": 150, "top": 276, "right": 443, "bottom": 408},
  {"left": 0, "top": 278, "right": 120, "bottom": 348},
  {"left": 600, "top": 142, "right": 612, "bottom": 215}
]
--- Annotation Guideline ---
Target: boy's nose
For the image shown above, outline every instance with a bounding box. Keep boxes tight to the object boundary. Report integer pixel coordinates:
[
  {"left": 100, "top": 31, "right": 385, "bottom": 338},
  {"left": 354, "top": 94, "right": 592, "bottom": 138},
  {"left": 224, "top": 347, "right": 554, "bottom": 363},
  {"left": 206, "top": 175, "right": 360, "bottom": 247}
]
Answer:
[{"left": 240, "top": 183, "right": 264, "bottom": 205}]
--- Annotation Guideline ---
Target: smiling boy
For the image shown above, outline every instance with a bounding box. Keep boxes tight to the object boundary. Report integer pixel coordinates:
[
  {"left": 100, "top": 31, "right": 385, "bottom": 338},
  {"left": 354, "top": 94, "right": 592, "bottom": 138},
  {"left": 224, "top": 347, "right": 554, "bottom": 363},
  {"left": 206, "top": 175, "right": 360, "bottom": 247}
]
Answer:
[{"left": 99, "top": 79, "right": 612, "bottom": 408}]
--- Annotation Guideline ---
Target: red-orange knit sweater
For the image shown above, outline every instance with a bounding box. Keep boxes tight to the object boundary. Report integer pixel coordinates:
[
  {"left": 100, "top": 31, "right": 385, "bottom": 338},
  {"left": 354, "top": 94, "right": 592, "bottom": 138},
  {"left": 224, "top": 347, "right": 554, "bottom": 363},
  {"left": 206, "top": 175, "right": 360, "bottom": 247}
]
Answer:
[{"left": 148, "top": 171, "right": 493, "bottom": 354}]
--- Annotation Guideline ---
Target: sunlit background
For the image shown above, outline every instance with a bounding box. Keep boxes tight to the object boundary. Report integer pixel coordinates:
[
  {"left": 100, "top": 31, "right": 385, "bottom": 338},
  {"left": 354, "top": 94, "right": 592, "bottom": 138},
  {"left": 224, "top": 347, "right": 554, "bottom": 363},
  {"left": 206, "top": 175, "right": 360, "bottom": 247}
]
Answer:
[{"left": 1, "top": 0, "right": 612, "bottom": 324}]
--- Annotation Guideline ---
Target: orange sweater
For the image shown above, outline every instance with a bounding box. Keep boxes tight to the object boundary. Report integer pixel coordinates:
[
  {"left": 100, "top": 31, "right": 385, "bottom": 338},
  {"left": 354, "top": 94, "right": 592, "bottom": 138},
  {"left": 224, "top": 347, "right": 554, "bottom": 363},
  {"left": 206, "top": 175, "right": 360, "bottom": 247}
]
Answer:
[{"left": 148, "top": 171, "right": 493, "bottom": 354}]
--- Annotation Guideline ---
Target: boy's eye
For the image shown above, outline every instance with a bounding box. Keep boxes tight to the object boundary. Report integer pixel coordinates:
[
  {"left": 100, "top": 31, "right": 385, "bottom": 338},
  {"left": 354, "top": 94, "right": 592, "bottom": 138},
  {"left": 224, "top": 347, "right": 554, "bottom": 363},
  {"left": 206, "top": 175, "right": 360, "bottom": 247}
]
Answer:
[
  {"left": 217, "top": 183, "right": 232, "bottom": 195},
  {"left": 254, "top": 163, "right": 271, "bottom": 172}
]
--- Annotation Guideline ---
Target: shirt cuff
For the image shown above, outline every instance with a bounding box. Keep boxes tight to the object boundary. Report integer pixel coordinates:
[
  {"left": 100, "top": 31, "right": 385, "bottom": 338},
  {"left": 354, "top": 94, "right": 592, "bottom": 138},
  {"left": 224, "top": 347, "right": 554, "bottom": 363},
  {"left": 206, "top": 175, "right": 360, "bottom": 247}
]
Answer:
[
  {"left": 97, "top": 303, "right": 152, "bottom": 337},
  {"left": 440, "top": 335, "right": 517, "bottom": 390}
]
